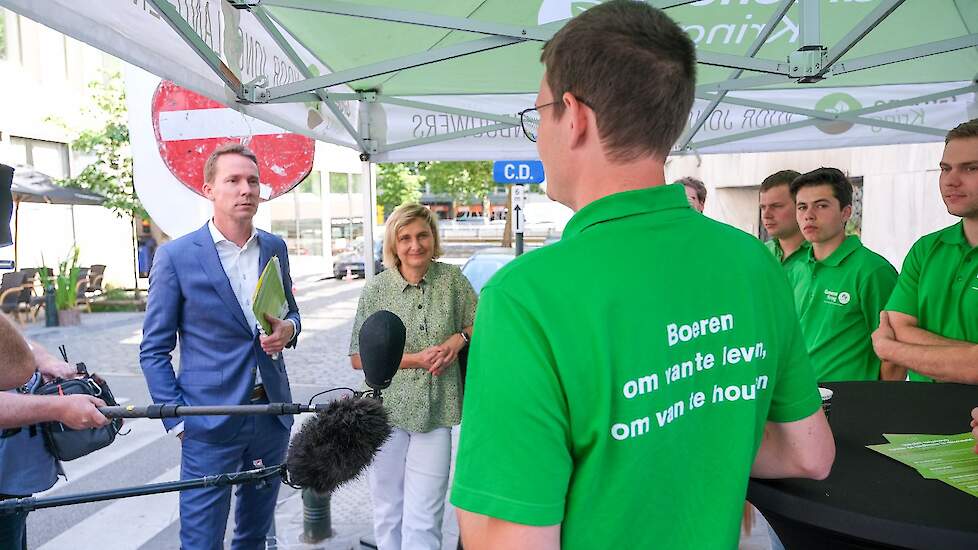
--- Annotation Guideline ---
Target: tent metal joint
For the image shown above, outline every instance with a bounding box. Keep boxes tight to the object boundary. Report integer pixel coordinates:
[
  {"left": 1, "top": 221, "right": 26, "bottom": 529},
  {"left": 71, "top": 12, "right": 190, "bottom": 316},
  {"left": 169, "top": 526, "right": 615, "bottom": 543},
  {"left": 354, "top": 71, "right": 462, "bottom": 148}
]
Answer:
[
  {"left": 241, "top": 76, "right": 271, "bottom": 104},
  {"left": 788, "top": 47, "right": 828, "bottom": 80}
]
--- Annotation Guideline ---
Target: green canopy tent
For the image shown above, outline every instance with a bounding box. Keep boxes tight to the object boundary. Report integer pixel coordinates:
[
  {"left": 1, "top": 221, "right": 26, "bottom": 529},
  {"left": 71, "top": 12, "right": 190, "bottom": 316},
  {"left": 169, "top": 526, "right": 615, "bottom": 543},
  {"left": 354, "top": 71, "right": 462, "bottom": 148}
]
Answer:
[
  {"left": 2, "top": 0, "right": 975, "bottom": 273},
  {"left": 4, "top": 0, "right": 973, "bottom": 159}
]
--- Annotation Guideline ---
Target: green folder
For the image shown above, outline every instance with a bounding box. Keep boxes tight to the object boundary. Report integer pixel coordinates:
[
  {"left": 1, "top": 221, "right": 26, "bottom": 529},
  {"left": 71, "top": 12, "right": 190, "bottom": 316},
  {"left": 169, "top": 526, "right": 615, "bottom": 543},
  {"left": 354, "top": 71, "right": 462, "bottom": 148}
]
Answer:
[{"left": 252, "top": 256, "right": 288, "bottom": 335}]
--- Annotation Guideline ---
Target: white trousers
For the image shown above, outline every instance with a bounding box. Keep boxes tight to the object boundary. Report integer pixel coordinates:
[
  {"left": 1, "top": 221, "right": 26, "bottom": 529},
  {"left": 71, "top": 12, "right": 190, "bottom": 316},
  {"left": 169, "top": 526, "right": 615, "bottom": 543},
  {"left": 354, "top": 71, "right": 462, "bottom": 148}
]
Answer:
[{"left": 368, "top": 426, "right": 452, "bottom": 550}]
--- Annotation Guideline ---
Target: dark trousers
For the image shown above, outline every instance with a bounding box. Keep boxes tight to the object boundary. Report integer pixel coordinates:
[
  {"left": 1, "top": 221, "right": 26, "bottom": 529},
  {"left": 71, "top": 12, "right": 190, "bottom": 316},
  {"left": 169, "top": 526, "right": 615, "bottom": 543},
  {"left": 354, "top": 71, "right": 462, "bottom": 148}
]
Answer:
[
  {"left": 0, "top": 494, "right": 29, "bottom": 550},
  {"left": 179, "top": 414, "right": 289, "bottom": 550}
]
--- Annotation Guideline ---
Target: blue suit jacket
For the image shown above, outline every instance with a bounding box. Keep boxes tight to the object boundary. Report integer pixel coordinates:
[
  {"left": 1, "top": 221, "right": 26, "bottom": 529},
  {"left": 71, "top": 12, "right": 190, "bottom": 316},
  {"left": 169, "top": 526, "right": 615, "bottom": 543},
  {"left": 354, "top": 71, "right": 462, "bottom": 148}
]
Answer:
[{"left": 139, "top": 224, "right": 301, "bottom": 443}]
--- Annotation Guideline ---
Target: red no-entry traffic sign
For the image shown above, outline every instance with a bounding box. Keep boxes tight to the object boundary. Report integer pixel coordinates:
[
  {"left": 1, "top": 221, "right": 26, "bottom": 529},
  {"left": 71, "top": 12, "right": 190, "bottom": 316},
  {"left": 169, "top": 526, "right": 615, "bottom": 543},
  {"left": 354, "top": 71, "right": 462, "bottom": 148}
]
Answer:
[{"left": 151, "top": 81, "right": 314, "bottom": 199}]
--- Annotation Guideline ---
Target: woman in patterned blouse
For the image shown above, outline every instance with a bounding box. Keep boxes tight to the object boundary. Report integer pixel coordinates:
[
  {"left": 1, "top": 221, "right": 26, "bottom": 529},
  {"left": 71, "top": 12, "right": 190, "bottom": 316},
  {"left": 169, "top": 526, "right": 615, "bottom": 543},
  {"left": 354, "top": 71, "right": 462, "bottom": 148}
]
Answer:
[{"left": 350, "top": 203, "right": 477, "bottom": 550}]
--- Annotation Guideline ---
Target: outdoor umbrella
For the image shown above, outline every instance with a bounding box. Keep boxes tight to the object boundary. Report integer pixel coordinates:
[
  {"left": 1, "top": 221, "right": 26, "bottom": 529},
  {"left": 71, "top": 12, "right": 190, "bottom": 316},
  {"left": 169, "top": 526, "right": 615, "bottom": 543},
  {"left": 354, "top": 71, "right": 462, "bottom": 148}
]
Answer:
[{"left": 8, "top": 164, "right": 105, "bottom": 267}]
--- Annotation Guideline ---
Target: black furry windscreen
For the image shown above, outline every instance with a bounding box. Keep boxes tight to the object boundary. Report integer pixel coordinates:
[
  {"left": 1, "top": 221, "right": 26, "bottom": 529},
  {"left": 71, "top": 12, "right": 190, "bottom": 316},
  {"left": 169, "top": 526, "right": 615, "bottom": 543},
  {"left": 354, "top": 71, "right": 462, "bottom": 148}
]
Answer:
[{"left": 285, "top": 396, "right": 391, "bottom": 494}]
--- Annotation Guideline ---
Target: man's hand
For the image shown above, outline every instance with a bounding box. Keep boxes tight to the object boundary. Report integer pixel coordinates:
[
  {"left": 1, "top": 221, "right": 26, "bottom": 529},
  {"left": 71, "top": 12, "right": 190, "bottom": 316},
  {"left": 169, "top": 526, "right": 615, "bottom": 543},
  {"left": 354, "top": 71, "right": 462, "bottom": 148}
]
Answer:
[
  {"left": 55, "top": 394, "right": 110, "bottom": 430},
  {"left": 872, "top": 311, "right": 897, "bottom": 361},
  {"left": 260, "top": 314, "right": 295, "bottom": 356},
  {"left": 30, "top": 339, "right": 80, "bottom": 382},
  {"left": 971, "top": 407, "right": 977, "bottom": 454},
  {"left": 37, "top": 358, "right": 79, "bottom": 382}
]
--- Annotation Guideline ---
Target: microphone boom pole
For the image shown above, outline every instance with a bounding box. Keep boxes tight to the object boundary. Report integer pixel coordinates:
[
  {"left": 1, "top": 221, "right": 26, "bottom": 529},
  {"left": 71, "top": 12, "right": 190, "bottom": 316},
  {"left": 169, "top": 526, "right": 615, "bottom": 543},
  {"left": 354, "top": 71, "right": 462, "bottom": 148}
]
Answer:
[
  {"left": 99, "top": 402, "right": 327, "bottom": 419},
  {"left": 0, "top": 465, "right": 285, "bottom": 515}
]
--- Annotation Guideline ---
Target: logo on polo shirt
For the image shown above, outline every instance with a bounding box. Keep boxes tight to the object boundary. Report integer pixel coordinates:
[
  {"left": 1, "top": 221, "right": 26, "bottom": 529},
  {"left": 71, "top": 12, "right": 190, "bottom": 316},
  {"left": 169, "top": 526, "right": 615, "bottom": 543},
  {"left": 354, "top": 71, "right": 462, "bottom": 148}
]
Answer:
[{"left": 823, "top": 289, "right": 851, "bottom": 306}]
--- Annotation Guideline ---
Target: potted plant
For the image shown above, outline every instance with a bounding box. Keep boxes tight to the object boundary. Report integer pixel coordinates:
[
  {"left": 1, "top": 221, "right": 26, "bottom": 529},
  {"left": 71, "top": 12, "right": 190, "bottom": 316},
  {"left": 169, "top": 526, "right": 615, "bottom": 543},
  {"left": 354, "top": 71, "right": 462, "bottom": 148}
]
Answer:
[{"left": 38, "top": 247, "right": 83, "bottom": 326}]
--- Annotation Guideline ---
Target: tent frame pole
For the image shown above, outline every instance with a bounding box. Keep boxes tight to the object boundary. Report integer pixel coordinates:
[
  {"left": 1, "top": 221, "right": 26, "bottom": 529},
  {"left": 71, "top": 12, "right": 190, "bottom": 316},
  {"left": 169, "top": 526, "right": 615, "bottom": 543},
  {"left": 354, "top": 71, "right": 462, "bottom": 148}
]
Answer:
[
  {"left": 817, "top": 0, "right": 906, "bottom": 80},
  {"left": 377, "top": 123, "right": 518, "bottom": 154},
  {"left": 831, "top": 34, "right": 978, "bottom": 76},
  {"left": 145, "top": 0, "right": 244, "bottom": 98},
  {"left": 261, "top": 0, "right": 553, "bottom": 41},
  {"left": 696, "top": 92, "right": 947, "bottom": 136},
  {"left": 678, "top": 0, "right": 794, "bottom": 150},
  {"left": 265, "top": 35, "right": 524, "bottom": 102},
  {"left": 251, "top": 6, "right": 367, "bottom": 151},
  {"left": 687, "top": 84, "right": 976, "bottom": 150},
  {"left": 358, "top": 98, "right": 376, "bottom": 279}
]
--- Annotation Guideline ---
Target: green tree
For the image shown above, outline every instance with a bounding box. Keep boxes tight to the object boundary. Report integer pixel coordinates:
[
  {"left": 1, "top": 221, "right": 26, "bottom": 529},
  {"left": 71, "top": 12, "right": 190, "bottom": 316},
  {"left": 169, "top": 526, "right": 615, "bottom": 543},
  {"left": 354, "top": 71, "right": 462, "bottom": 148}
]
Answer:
[
  {"left": 54, "top": 71, "right": 144, "bottom": 219},
  {"left": 419, "top": 161, "right": 493, "bottom": 216},
  {"left": 376, "top": 162, "right": 422, "bottom": 218}
]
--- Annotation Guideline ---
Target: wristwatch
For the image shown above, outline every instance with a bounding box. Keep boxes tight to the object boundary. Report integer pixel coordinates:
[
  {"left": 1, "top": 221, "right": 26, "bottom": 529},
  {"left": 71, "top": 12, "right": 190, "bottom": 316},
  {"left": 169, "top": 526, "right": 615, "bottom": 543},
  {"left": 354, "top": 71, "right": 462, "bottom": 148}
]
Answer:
[{"left": 458, "top": 331, "right": 471, "bottom": 346}]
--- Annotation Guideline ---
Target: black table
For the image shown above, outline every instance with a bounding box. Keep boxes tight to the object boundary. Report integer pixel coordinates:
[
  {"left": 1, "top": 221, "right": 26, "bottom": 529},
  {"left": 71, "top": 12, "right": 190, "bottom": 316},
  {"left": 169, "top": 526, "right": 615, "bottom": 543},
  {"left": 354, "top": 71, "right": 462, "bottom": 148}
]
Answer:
[{"left": 748, "top": 381, "right": 978, "bottom": 550}]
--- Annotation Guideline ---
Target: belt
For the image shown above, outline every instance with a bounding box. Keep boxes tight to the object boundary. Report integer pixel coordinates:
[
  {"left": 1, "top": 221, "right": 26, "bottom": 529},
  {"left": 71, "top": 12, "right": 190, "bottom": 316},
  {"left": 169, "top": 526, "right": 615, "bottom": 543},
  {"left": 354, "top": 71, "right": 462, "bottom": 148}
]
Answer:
[{"left": 250, "top": 384, "right": 267, "bottom": 403}]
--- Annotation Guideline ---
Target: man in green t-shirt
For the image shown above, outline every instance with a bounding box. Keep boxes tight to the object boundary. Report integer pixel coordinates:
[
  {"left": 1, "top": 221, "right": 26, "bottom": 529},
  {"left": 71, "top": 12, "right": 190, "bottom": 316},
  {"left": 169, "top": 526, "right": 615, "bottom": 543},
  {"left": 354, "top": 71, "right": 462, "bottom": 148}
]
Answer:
[
  {"left": 760, "top": 170, "right": 808, "bottom": 309},
  {"left": 449, "top": 3, "right": 835, "bottom": 549},
  {"left": 872, "top": 119, "right": 978, "bottom": 384},
  {"left": 790, "top": 168, "right": 902, "bottom": 382}
]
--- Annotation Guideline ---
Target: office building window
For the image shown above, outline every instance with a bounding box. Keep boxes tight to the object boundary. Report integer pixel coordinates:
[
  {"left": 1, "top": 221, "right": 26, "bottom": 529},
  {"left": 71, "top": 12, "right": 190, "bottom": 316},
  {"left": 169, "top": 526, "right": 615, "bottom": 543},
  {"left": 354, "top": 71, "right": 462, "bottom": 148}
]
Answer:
[{"left": 270, "top": 172, "right": 325, "bottom": 256}]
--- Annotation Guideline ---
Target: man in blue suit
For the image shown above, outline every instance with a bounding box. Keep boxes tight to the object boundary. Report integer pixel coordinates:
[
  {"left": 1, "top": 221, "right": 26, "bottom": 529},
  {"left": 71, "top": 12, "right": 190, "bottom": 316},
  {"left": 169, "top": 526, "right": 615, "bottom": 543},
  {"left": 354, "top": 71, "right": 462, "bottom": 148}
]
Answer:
[{"left": 140, "top": 143, "right": 301, "bottom": 550}]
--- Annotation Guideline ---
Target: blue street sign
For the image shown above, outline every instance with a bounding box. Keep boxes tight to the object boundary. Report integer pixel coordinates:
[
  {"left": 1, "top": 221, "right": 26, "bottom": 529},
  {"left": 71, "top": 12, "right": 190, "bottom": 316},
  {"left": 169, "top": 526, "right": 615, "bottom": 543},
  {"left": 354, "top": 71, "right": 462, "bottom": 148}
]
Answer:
[
  {"left": 0, "top": 260, "right": 13, "bottom": 270},
  {"left": 492, "top": 160, "right": 545, "bottom": 184}
]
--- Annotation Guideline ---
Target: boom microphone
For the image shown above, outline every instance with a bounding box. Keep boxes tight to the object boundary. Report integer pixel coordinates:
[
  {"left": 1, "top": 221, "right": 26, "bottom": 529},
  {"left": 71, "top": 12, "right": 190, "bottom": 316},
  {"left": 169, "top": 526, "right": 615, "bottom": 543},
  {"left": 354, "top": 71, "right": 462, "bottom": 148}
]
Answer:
[
  {"left": 359, "top": 310, "right": 405, "bottom": 397},
  {"left": 0, "top": 395, "right": 391, "bottom": 514},
  {"left": 286, "top": 395, "right": 390, "bottom": 493},
  {"left": 287, "top": 309, "right": 403, "bottom": 493}
]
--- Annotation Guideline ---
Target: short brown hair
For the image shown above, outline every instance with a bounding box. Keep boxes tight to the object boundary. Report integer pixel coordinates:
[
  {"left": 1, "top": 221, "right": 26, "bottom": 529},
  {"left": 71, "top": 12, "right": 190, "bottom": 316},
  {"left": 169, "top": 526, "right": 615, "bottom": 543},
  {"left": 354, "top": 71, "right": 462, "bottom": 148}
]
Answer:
[
  {"left": 760, "top": 170, "right": 802, "bottom": 193},
  {"left": 204, "top": 143, "right": 259, "bottom": 183},
  {"left": 383, "top": 204, "right": 443, "bottom": 269},
  {"left": 0, "top": 313, "right": 34, "bottom": 390},
  {"left": 790, "top": 167, "right": 853, "bottom": 209},
  {"left": 946, "top": 118, "right": 978, "bottom": 143},
  {"left": 677, "top": 177, "right": 707, "bottom": 204},
  {"left": 540, "top": 0, "right": 695, "bottom": 162}
]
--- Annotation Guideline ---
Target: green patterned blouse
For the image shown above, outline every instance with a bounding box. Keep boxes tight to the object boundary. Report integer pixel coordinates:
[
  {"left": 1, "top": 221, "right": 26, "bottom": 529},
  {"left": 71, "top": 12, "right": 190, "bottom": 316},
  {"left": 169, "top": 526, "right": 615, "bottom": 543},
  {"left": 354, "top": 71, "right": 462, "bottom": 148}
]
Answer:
[{"left": 350, "top": 261, "right": 478, "bottom": 433}]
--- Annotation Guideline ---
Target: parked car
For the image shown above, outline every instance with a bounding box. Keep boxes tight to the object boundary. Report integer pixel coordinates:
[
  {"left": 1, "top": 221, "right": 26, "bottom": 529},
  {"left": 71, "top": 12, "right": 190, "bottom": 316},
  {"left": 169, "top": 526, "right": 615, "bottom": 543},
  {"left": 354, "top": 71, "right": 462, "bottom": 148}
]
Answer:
[
  {"left": 460, "top": 247, "right": 516, "bottom": 295},
  {"left": 333, "top": 240, "right": 384, "bottom": 279}
]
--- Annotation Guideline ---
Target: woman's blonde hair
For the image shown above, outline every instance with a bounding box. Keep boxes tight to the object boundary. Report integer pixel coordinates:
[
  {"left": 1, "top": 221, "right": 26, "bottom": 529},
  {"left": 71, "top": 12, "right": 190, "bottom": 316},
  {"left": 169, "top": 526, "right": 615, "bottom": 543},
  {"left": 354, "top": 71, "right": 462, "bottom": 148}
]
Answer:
[{"left": 383, "top": 204, "right": 443, "bottom": 269}]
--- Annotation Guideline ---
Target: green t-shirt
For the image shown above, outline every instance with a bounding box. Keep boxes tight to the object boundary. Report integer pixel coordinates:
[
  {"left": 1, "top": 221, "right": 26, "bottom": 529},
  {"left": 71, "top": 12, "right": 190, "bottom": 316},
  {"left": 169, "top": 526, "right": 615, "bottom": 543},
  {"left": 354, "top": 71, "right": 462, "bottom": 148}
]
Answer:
[
  {"left": 795, "top": 236, "right": 898, "bottom": 382},
  {"left": 765, "top": 239, "right": 812, "bottom": 313},
  {"left": 885, "top": 222, "right": 978, "bottom": 382},
  {"left": 349, "top": 261, "right": 477, "bottom": 432},
  {"left": 451, "top": 185, "right": 821, "bottom": 550}
]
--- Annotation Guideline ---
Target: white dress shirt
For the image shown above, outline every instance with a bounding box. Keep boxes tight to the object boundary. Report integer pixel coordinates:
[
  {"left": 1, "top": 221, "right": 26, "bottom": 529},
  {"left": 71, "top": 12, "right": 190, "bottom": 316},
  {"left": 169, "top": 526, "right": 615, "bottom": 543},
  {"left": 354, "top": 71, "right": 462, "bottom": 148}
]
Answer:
[{"left": 209, "top": 220, "right": 262, "bottom": 344}]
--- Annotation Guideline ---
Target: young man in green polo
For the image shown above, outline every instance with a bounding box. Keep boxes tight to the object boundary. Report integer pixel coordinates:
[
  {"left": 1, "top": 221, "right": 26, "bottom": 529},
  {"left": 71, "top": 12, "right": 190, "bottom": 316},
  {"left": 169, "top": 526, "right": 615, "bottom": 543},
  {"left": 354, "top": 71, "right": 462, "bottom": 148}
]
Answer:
[
  {"left": 760, "top": 170, "right": 808, "bottom": 309},
  {"left": 449, "top": 3, "right": 835, "bottom": 549},
  {"left": 872, "top": 119, "right": 978, "bottom": 384},
  {"left": 791, "top": 168, "right": 902, "bottom": 382}
]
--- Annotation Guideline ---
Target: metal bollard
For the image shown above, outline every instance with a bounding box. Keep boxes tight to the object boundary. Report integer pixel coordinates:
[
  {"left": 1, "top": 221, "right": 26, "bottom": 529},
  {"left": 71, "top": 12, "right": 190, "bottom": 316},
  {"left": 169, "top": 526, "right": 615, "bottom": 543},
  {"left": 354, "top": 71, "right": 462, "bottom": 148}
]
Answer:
[
  {"left": 44, "top": 284, "right": 58, "bottom": 327},
  {"left": 301, "top": 488, "right": 332, "bottom": 543}
]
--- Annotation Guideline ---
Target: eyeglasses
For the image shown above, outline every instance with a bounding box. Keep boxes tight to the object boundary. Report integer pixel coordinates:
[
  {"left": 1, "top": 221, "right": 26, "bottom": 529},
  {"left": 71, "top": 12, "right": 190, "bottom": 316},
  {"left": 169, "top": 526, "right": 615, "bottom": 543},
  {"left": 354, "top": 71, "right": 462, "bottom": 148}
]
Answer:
[
  {"left": 517, "top": 101, "right": 558, "bottom": 143},
  {"left": 516, "top": 97, "right": 591, "bottom": 142}
]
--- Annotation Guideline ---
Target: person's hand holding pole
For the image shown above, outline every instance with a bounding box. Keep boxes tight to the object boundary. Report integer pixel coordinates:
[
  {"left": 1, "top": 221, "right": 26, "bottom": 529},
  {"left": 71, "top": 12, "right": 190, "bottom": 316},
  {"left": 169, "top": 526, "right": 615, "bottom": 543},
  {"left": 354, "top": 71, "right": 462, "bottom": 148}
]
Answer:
[{"left": 55, "top": 394, "right": 110, "bottom": 430}]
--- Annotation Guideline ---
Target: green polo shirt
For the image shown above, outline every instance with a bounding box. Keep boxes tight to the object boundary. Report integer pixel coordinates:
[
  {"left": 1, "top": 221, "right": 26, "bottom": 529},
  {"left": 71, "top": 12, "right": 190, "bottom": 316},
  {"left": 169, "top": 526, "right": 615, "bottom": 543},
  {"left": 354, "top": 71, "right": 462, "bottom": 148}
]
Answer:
[
  {"left": 451, "top": 184, "right": 821, "bottom": 550},
  {"left": 795, "top": 236, "right": 897, "bottom": 382},
  {"left": 766, "top": 239, "right": 812, "bottom": 312},
  {"left": 885, "top": 222, "right": 978, "bottom": 382}
]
